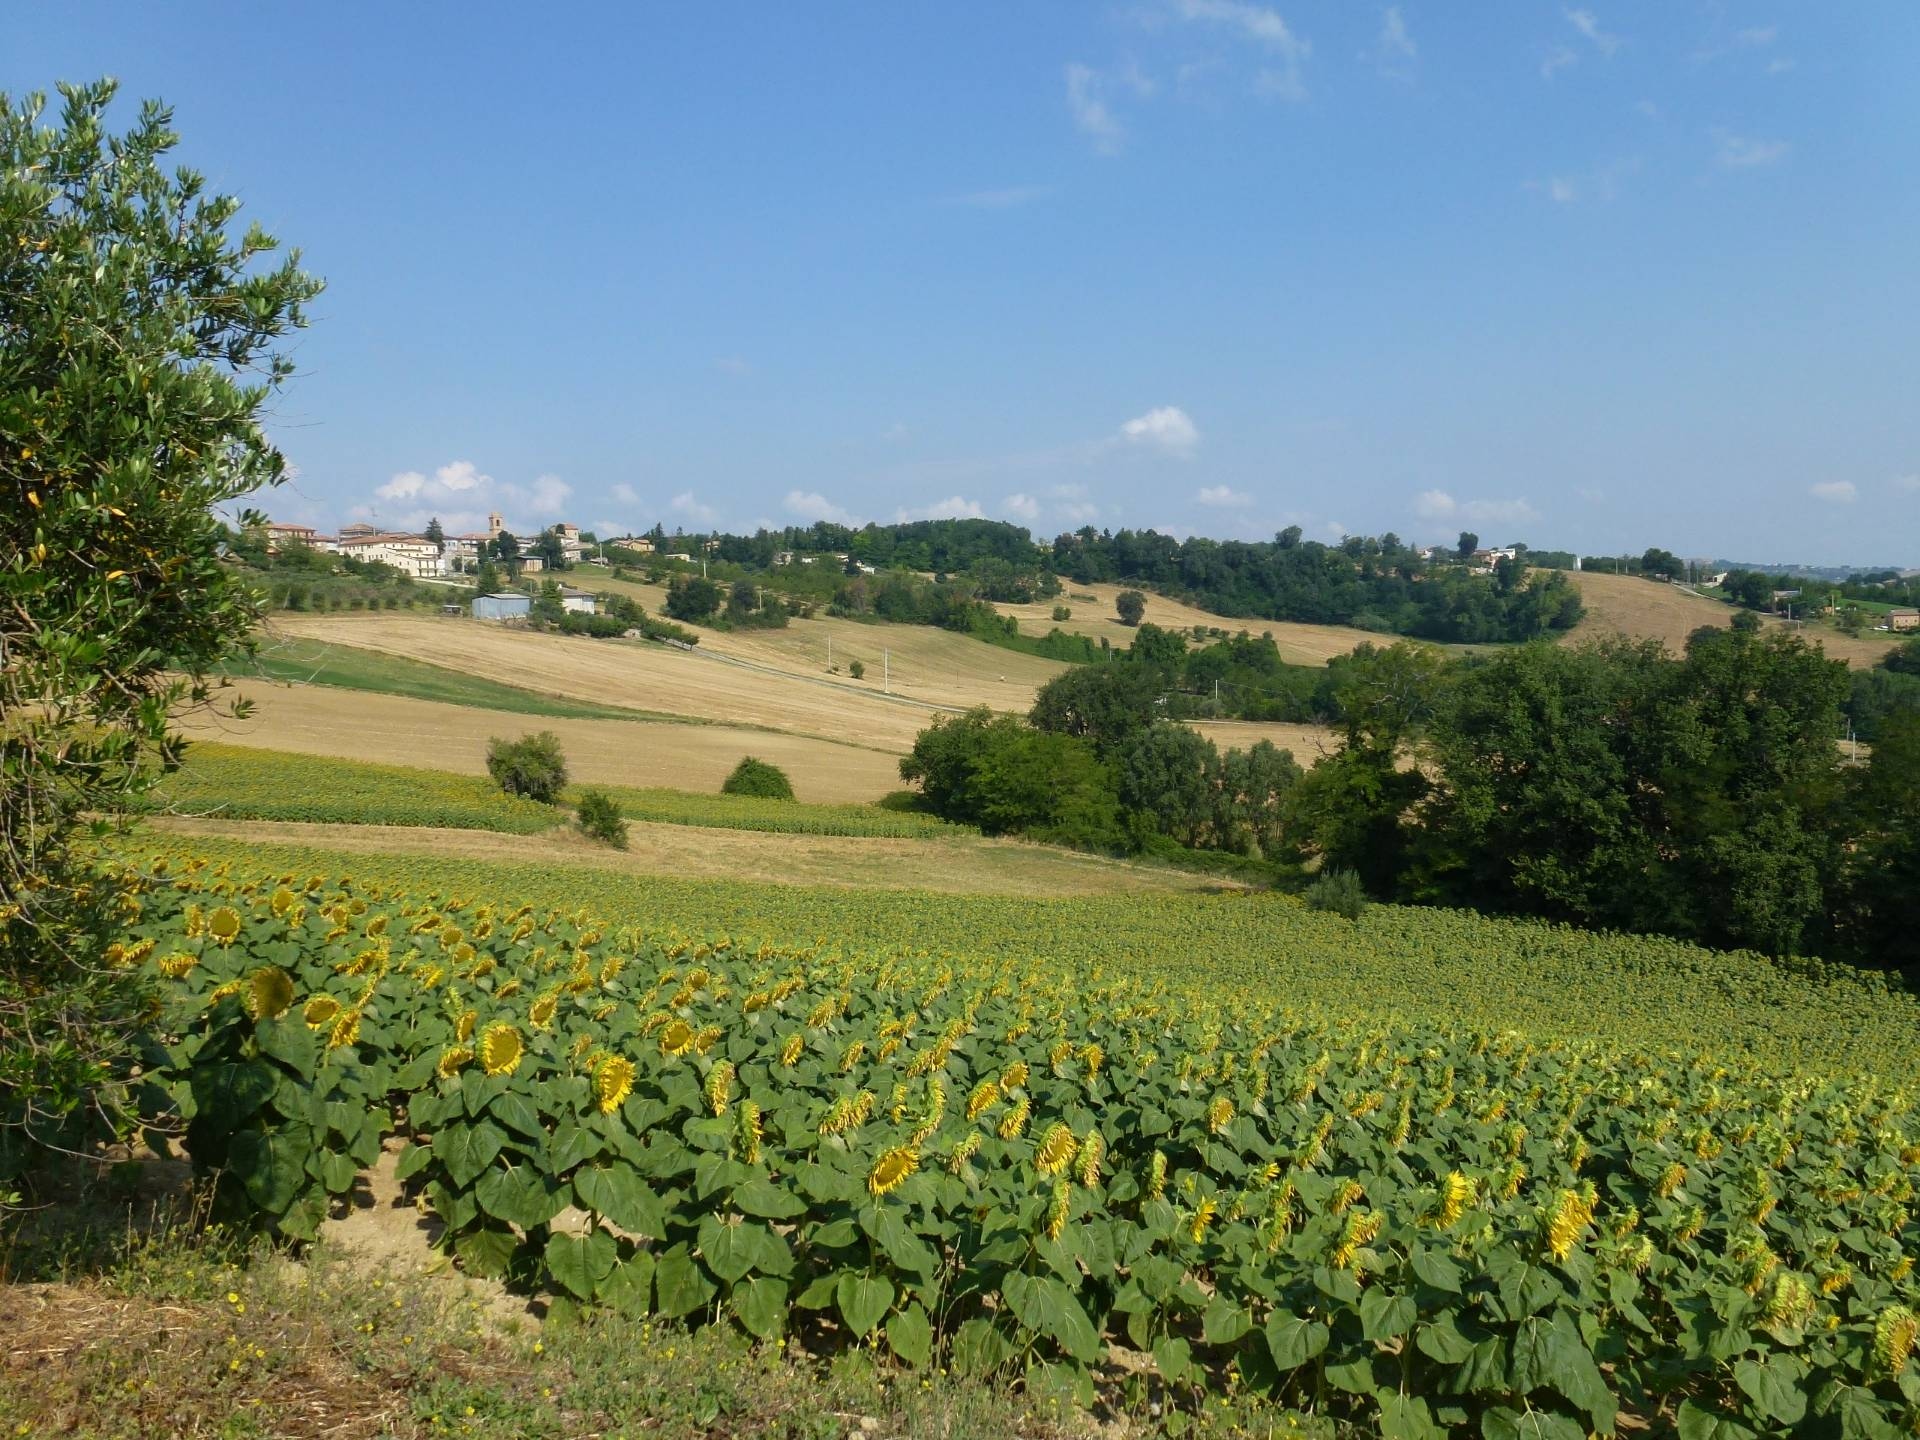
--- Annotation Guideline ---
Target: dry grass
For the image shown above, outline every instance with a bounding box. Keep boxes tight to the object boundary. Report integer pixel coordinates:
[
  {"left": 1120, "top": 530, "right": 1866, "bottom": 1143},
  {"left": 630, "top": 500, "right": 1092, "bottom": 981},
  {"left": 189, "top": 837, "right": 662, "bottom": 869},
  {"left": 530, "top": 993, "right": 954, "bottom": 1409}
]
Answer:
[
  {"left": 177, "top": 682, "right": 905, "bottom": 801},
  {"left": 275, "top": 613, "right": 944, "bottom": 750},
  {"left": 1184, "top": 719, "right": 1340, "bottom": 763},
  {"left": 995, "top": 582, "right": 1387, "bottom": 665},
  {"left": 148, "top": 814, "right": 1239, "bottom": 896},
  {"left": 1566, "top": 570, "right": 1897, "bottom": 669}
]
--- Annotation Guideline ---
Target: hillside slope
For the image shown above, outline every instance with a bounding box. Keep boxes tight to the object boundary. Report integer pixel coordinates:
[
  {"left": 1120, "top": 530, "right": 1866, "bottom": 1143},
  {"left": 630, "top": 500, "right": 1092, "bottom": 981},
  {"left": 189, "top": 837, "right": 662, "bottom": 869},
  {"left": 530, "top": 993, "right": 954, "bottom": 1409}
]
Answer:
[{"left": 1565, "top": 570, "right": 1896, "bottom": 668}]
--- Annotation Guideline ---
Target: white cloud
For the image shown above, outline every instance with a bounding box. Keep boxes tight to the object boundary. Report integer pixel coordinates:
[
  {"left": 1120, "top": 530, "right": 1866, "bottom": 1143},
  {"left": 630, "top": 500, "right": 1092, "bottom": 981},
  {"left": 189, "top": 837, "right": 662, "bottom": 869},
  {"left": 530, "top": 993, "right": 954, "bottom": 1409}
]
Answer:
[
  {"left": 1634, "top": 99, "right": 1660, "bottom": 120},
  {"left": 1540, "top": 46, "right": 1577, "bottom": 79},
  {"left": 1370, "top": 6, "right": 1416, "bottom": 77},
  {"left": 1120, "top": 405, "right": 1201, "bottom": 457},
  {"left": 1048, "top": 482, "right": 1100, "bottom": 523},
  {"left": 1414, "top": 489, "right": 1540, "bottom": 526},
  {"left": 670, "top": 491, "right": 718, "bottom": 524},
  {"left": 1066, "top": 63, "right": 1132, "bottom": 154},
  {"left": 783, "top": 490, "right": 858, "bottom": 525},
  {"left": 366, "top": 459, "right": 568, "bottom": 535},
  {"left": 1003, "top": 493, "right": 1042, "bottom": 521},
  {"left": 1196, "top": 485, "right": 1252, "bottom": 507},
  {"left": 1735, "top": 26, "right": 1778, "bottom": 47},
  {"left": 895, "top": 495, "right": 987, "bottom": 522},
  {"left": 1810, "top": 481, "right": 1858, "bottom": 504},
  {"left": 716, "top": 356, "right": 751, "bottom": 376},
  {"left": 611, "top": 482, "right": 640, "bottom": 504},
  {"left": 1714, "top": 129, "right": 1790, "bottom": 169},
  {"left": 590, "top": 519, "right": 619, "bottom": 537},
  {"left": 1765, "top": 57, "right": 1795, "bottom": 75},
  {"left": 1173, "top": 0, "right": 1311, "bottom": 101},
  {"left": 1896, "top": 475, "right": 1920, "bottom": 493},
  {"left": 942, "top": 185, "right": 1050, "bottom": 210},
  {"left": 1532, "top": 156, "right": 1639, "bottom": 206},
  {"left": 1564, "top": 8, "right": 1619, "bottom": 56}
]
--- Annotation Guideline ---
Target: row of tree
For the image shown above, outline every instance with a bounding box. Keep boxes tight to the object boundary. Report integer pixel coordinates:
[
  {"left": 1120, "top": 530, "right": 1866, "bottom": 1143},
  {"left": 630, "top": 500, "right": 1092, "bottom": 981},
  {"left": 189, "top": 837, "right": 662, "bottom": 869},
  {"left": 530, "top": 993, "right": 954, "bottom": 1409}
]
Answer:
[{"left": 897, "top": 621, "right": 1920, "bottom": 973}]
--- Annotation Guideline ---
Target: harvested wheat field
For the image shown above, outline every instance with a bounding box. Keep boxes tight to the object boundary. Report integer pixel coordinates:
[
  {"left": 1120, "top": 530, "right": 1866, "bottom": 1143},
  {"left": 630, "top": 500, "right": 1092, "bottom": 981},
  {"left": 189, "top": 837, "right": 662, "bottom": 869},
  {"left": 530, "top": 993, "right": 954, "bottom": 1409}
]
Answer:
[
  {"left": 275, "top": 613, "right": 950, "bottom": 750},
  {"left": 993, "top": 582, "right": 1386, "bottom": 665},
  {"left": 1184, "top": 720, "right": 1340, "bottom": 764},
  {"left": 150, "top": 815, "right": 1230, "bottom": 897},
  {"left": 177, "top": 682, "right": 904, "bottom": 801},
  {"left": 1566, "top": 571, "right": 1896, "bottom": 669}
]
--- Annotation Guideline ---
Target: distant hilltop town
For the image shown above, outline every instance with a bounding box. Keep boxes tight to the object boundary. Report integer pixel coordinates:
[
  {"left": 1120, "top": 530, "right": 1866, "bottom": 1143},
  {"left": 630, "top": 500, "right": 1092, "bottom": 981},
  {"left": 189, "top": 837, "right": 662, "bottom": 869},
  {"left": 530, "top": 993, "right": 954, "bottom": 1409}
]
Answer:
[{"left": 255, "top": 511, "right": 659, "bottom": 577}]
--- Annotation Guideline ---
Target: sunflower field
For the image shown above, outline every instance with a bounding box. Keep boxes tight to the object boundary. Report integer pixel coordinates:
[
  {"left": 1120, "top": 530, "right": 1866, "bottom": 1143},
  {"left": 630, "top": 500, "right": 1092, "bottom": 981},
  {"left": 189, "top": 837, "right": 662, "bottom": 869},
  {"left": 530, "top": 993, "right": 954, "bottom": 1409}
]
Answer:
[{"left": 106, "top": 846, "right": 1920, "bottom": 1437}]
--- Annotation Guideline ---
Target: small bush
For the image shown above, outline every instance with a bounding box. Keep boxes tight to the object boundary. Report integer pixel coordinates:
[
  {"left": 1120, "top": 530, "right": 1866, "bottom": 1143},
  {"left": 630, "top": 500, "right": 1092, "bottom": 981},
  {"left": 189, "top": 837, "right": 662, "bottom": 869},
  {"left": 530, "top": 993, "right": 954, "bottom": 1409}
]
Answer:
[
  {"left": 849, "top": 659, "right": 865, "bottom": 680},
  {"left": 1051, "top": 605, "right": 1071, "bottom": 622},
  {"left": 576, "top": 788, "right": 629, "bottom": 849},
  {"left": 486, "top": 731, "right": 569, "bottom": 803},
  {"left": 722, "top": 756, "right": 794, "bottom": 800},
  {"left": 1304, "top": 868, "right": 1368, "bottom": 921},
  {"left": 1115, "top": 590, "right": 1147, "bottom": 626},
  {"left": 876, "top": 788, "right": 931, "bottom": 814}
]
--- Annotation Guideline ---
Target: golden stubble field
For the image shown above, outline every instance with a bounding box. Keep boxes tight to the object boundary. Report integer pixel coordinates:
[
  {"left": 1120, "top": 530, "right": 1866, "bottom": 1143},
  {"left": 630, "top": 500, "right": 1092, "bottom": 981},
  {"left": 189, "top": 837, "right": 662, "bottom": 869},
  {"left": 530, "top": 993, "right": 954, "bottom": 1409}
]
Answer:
[
  {"left": 178, "top": 682, "right": 905, "bottom": 801},
  {"left": 992, "top": 581, "right": 1390, "bottom": 664},
  {"left": 1565, "top": 571, "right": 1896, "bottom": 669}
]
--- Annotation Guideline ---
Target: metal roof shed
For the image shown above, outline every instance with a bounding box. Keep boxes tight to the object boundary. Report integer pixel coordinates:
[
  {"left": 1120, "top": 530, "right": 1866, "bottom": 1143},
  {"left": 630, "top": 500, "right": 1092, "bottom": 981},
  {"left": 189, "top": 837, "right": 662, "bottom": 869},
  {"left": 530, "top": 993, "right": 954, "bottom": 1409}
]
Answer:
[{"left": 471, "top": 593, "right": 531, "bottom": 621}]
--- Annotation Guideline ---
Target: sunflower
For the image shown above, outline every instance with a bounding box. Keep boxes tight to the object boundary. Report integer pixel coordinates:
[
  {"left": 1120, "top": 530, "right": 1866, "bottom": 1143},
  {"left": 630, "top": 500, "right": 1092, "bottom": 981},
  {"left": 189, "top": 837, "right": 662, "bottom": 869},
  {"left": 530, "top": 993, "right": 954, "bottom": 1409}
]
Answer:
[
  {"left": 1206, "top": 1096, "right": 1235, "bottom": 1135},
  {"left": 1000, "top": 1060, "right": 1028, "bottom": 1092},
  {"left": 1076, "top": 1131, "right": 1105, "bottom": 1189},
  {"left": 328, "top": 1008, "right": 362, "bottom": 1050},
  {"left": 455, "top": 1009, "right": 477, "bottom": 1043},
  {"left": 1433, "top": 1172, "right": 1475, "bottom": 1230},
  {"left": 207, "top": 906, "right": 243, "bottom": 945},
  {"left": 735, "top": 1100, "right": 763, "bottom": 1163},
  {"left": 437, "top": 1045, "right": 474, "bottom": 1079},
  {"left": 303, "top": 995, "right": 342, "bottom": 1030},
  {"left": 867, "top": 1145, "right": 919, "bottom": 1197},
  {"left": 1147, "top": 1150, "right": 1168, "bottom": 1201},
  {"left": 705, "top": 1061, "right": 735, "bottom": 1117},
  {"left": 658, "top": 1022, "right": 695, "bottom": 1057},
  {"left": 1543, "top": 1189, "right": 1592, "bottom": 1263},
  {"left": 245, "top": 967, "right": 295, "bottom": 1021},
  {"left": 158, "top": 952, "right": 198, "bottom": 980},
  {"left": 529, "top": 992, "right": 559, "bottom": 1030},
  {"left": 947, "top": 1130, "right": 983, "bottom": 1174},
  {"left": 269, "top": 887, "right": 297, "bottom": 917},
  {"left": 997, "top": 1095, "right": 1031, "bottom": 1141},
  {"left": 594, "top": 1056, "right": 635, "bottom": 1115},
  {"left": 966, "top": 1078, "right": 1000, "bottom": 1121},
  {"left": 1045, "top": 1180, "right": 1072, "bottom": 1241},
  {"left": 480, "top": 1022, "right": 524, "bottom": 1076},
  {"left": 779, "top": 1033, "right": 805, "bottom": 1067},
  {"left": 1188, "top": 1196, "right": 1219, "bottom": 1245},
  {"left": 1034, "top": 1123, "right": 1077, "bottom": 1178}
]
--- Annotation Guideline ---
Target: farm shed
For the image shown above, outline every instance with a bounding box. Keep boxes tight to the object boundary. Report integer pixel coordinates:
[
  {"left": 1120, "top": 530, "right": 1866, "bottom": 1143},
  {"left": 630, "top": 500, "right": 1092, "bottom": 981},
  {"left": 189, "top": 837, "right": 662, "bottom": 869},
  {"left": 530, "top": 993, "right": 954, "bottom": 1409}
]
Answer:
[
  {"left": 559, "top": 588, "right": 597, "bottom": 616},
  {"left": 472, "top": 593, "right": 531, "bottom": 621}
]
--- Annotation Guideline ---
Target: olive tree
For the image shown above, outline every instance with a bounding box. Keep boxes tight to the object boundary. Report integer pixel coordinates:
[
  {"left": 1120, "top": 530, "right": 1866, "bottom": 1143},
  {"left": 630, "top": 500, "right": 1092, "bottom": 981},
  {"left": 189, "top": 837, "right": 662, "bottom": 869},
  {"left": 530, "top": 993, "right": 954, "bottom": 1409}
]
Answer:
[{"left": 0, "top": 81, "right": 321, "bottom": 1177}]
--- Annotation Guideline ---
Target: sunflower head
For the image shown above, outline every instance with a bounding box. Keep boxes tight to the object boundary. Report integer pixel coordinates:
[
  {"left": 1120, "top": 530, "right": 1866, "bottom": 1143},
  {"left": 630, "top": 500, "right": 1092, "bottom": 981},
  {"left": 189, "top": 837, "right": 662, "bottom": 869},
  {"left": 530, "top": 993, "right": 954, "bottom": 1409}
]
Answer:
[
  {"left": 529, "top": 991, "right": 559, "bottom": 1030},
  {"left": 705, "top": 1060, "right": 736, "bottom": 1117},
  {"left": 1207, "top": 1096, "right": 1235, "bottom": 1135},
  {"left": 660, "top": 1020, "right": 695, "bottom": 1057},
  {"left": 779, "top": 1033, "right": 805, "bottom": 1067},
  {"left": 327, "top": 1008, "right": 362, "bottom": 1051},
  {"left": 158, "top": 952, "right": 198, "bottom": 980},
  {"left": 594, "top": 1055, "right": 636, "bottom": 1115},
  {"left": 303, "top": 995, "right": 342, "bottom": 1030},
  {"left": 437, "top": 1045, "right": 474, "bottom": 1078},
  {"left": 207, "top": 906, "right": 243, "bottom": 945},
  {"left": 735, "top": 1099, "right": 764, "bottom": 1163},
  {"left": 867, "top": 1145, "right": 919, "bottom": 1197},
  {"left": 270, "top": 887, "right": 297, "bottom": 917},
  {"left": 480, "top": 1022, "right": 524, "bottom": 1076},
  {"left": 245, "top": 967, "right": 295, "bottom": 1021},
  {"left": 1035, "top": 1123, "right": 1078, "bottom": 1178},
  {"left": 1046, "top": 1180, "right": 1072, "bottom": 1240},
  {"left": 1876, "top": 1305, "right": 1917, "bottom": 1379}
]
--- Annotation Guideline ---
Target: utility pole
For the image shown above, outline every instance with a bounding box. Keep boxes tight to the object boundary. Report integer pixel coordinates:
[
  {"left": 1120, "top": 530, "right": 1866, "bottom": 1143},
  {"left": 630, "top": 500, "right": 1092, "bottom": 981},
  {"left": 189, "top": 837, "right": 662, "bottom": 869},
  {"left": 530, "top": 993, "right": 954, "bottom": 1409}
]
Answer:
[
  {"left": 884, "top": 649, "right": 890, "bottom": 694},
  {"left": 827, "top": 635, "right": 832, "bottom": 672}
]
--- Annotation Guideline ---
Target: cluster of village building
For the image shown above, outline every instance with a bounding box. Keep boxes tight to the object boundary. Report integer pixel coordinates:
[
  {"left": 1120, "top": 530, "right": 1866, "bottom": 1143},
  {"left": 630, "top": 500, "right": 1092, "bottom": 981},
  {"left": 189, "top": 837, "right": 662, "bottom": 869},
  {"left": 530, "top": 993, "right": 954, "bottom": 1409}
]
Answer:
[{"left": 258, "top": 511, "right": 659, "bottom": 578}]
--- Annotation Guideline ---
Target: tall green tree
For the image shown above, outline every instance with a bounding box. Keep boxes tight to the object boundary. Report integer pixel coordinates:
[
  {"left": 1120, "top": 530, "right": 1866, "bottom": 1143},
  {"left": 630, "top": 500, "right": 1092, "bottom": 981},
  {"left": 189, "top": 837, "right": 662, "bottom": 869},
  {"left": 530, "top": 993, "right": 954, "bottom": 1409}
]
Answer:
[
  {"left": 0, "top": 81, "right": 321, "bottom": 1176},
  {"left": 1117, "top": 723, "right": 1220, "bottom": 847}
]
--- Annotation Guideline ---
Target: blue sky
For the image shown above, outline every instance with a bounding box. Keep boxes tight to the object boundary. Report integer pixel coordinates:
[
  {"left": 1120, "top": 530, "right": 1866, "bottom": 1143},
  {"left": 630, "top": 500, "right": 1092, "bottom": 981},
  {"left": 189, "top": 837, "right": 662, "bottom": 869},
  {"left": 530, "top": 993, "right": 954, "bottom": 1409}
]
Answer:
[{"left": 11, "top": 3, "right": 1919, "bottom": 563}]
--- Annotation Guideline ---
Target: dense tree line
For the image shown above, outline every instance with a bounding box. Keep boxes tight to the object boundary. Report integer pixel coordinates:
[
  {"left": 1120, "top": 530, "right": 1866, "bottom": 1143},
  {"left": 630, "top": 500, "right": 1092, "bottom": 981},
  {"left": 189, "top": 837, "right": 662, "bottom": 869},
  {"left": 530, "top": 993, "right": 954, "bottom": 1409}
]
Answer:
[
  {"left": 898, "top": 620, "right": 1920, "bottom": 975},
  {"left": 1050, "top": 526, "right": 1584, "bottom": 643}
]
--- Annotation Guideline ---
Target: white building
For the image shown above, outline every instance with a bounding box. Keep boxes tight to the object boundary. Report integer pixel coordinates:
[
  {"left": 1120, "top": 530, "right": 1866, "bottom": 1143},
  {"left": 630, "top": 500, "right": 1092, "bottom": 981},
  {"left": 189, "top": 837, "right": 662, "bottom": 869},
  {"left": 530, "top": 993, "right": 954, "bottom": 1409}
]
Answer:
[
  {"left": 560, "top": 588, "right": 598, "bottom": 616},
  {"left": 337, "top": 533, "right": 445, "bottom": 578}
]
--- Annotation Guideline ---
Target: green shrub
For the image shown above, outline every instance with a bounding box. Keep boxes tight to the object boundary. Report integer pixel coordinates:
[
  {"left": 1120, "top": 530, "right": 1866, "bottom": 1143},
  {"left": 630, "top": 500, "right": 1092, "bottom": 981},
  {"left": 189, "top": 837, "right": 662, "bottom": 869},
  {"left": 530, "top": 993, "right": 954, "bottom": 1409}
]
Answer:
[
  {"left": 722, "top": 757, "right": 794, "bottom": 801},
  {"left": 1304, "top": 868, "right": 1368, "bottom": 921},
  {"left": 1115, "top": 589, "right": 1147, "bottom": 626},
  {"left": 1051, "top": 605, "right": 1071, "bottom": 622},
  {"left": 849, "top": 660, "right": 865, "bottom": 680},
  {"left": 486, "top": 731, "right": 569, "bottom": 803},
  {"left": 575, "top": 788, "right": 629, "bottom": 849}
]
